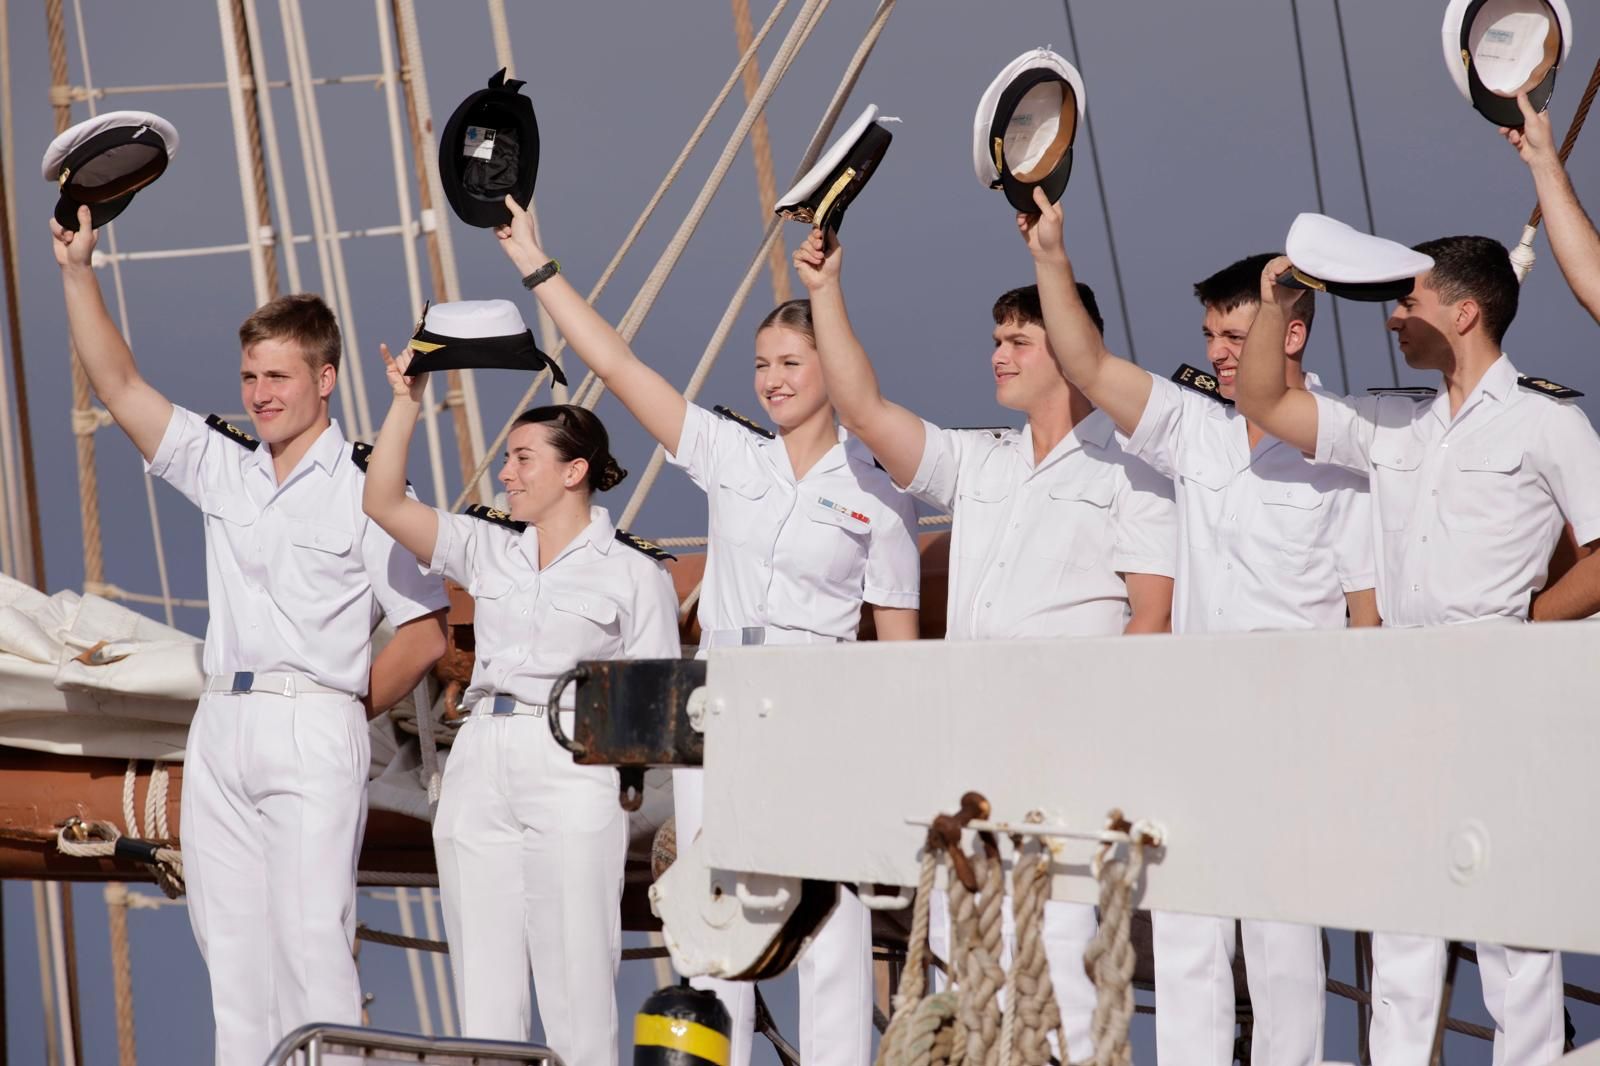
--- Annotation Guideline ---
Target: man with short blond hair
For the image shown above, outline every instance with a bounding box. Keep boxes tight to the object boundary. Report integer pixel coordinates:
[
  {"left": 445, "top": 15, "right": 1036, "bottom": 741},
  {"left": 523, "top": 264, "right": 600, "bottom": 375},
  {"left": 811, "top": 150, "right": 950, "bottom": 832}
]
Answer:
[{"left": 52, "top": 206, "right": 448, "bottom": 1066}]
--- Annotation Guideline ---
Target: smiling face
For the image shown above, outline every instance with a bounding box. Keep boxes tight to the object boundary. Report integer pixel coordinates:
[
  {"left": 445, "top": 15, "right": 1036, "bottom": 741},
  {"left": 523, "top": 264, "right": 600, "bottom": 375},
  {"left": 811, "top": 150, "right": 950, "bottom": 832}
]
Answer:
[
  {"left": 990, "top": 316, "right": 1066, "bottom": 412},
  {"left": 753, "top": 325, "right": 831, "bottom": 430},
  {"left": 499, "top": 421, "right": 589, "bottom": 524},
  {"left": 1200, "top": 303, "right": 1256, "bottom": 401},
  {"left": 239, "top": 337, "right": 334, "bottom": 446}
]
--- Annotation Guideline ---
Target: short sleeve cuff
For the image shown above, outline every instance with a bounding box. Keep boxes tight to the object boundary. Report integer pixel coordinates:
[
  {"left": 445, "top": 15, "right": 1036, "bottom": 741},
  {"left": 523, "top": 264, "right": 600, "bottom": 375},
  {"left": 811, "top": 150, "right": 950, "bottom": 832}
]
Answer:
[
  {"left": 1312, "top": 393, "right": 1343, "bottom": 466},
  {"left": 903, "top": 419, "right": 948, "bottom": 497},
  {"left": 863, "top": 586, "right": 920, "bottom": 610},
  {"left": 1122, "top": 373, "right": 1180, "bottom": 467},
  {"left": 1571, "top": 516, "right": 1600, "bottom": 549},
  {"left": 144, "top": 404, "right": 197, "bottom": 480},
  {"left": 1339, "top": 572, "right": 1377, "bottom": 595},
  {"left": 424, "top": 507, "right": 462, "bottom": 579},
  {"left": 1113, "top": 553, "right": 1177, "bottom": 580},
  {"left": 664, "top": 402, "right": 713, "bottom": 474},
  {"left": 382, "top": 588, "right": 450, "bottom": 627}
]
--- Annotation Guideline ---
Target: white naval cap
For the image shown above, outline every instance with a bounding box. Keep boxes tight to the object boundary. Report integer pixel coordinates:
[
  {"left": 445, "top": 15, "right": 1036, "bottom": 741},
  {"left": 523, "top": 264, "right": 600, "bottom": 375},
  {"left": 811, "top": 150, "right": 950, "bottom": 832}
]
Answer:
[
  {"left": 1279, "top": 213, "right": 1436, "bottom": 302},
  {"left": 41, "top": 110, "right": 178, "bottom": 229},
  {"left": 407, "top": 299, "right": 566, "bottom": 383},
  {"left": 1442, "top": 0, "right": 1572, "bottom": 127},
  {"left": 973, "top": 48, "right": 1085, "bottom": 213},
  {"left": 775, "top": 104, "right": 894, "bottom": 234}
]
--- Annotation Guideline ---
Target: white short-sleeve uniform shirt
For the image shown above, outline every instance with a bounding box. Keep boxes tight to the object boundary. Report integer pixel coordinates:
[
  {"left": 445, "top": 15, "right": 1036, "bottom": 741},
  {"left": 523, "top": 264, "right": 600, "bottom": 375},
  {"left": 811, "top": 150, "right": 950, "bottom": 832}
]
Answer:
[
  {"left": 666, "top": 403, "right": 920, "bottom": 641},
  {"left": 1313, "top": 355, "right": 1600, "bottom": 626},
  {"left": 906, "top": 411, "right": 1177, "bottom": 640},
  {"left": 426, "top": 505, "right": 681, "bottom": 709},
  {"left": 1125, "top": 371, "right": 1375, "bottom": 634},
  {"left": 145, "top": 406, "right": 448, "bottom": 695}
]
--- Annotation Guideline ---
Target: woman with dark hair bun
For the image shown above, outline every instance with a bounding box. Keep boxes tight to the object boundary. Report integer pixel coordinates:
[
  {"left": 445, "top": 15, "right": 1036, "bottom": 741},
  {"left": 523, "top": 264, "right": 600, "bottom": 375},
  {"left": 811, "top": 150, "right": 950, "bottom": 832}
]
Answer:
[
  {"left": 494, "top": 196, "right": 920, "bottom": 1066},
  {"left": 361, "top": 344, "right": 680, "bottom": 1066}
]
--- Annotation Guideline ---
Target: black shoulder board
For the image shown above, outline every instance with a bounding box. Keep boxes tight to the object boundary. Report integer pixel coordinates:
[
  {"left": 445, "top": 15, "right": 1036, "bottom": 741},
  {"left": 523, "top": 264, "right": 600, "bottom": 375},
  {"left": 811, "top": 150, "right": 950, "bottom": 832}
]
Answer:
[
  {"left": 463, "top": 503, "right": 526, "bottom": 533},
  {"left": 1171, "top": 364, "right": 1232, "bottom": 405},
  {"left": 615, "top": 529, "right": 677, "bottom": 561},
  {"left": 713, "top": 405, "right": 775, "bottom": 439},
  {"left": 205, "top": 414, "right": 259, "bottom": 450},
  {"left": 1518, "top": 375, "right": 1584, "bottom": 399},
  {"left": 350, "top": 441, "right": 372, "bottom": 472},
  {"left": 1367, "top": 386, "right": 1437, "bottom": 397}
]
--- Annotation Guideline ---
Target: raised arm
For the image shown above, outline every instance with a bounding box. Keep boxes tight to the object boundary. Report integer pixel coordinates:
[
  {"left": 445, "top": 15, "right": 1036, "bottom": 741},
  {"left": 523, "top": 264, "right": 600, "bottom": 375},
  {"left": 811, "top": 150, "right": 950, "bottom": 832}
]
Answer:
[
  {"left": 494, "top": 196, "right": 687, "bottom": 452},
  {"left": 1233, "top": 256, "right": 1320, "bottom": 453},
  {"left": 1505, "top": 93, "right": 1600, "bottom": 324},
  {"left": 51, "top": 206, "right": 172, "bottom": 460},
  {"left": 362, "top": 345, "right": 440, "bottom": 567},
  {"left": 1022, "top": 188, "right": 1151, "bottom": 436},
  {"left": 793, "top": 228, "right": 927, "bottom": 487}
]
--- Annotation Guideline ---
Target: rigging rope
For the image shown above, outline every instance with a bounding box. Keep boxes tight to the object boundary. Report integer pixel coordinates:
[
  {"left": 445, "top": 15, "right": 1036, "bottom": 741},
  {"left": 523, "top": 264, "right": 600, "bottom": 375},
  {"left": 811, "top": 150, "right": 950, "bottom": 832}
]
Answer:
[
  {"left": 613, "top": 0, "right": 900, "bottom": 530},
  {"left": 1286, "top": 0, "right": 1353, "bottom": 396},
  {"left": 1330, "top": 0, "right": 1400, "bottom": 387},
  {"left": 1060, "top": 1, "right": 1139, "bottom": 367},
  {"left": 731, "top": 0, "right": 794, "bottom": 306},
  {"left": 446, "top": 0, "right": 797, "bottom": 511}
]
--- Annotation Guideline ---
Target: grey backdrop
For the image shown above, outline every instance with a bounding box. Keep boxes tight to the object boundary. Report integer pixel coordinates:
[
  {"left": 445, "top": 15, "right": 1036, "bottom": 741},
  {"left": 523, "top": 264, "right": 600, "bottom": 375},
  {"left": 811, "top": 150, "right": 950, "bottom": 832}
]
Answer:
[{"left": 2, "top": 1, "right": 1597, "bottom": 1062}]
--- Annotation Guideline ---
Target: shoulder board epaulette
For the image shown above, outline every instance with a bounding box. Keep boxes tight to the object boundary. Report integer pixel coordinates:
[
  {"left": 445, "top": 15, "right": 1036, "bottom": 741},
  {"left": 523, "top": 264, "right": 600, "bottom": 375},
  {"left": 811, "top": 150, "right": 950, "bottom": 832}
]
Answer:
[
  {"left": 713, "top": 405, "right": 775, "bottom": 439},
  {"left": 1367, "top": 386, "right": 1437, "bottom": 398},
  {"left": 205, "top": 414, "right": 259, "bottom": 450},
  {"left": 1518, "top": 375, "right": 1584, "bottom": 399},
  {"left": 1171, "top": 364, "right": 1232, "bottom": 406},
  {"left": 463, "top": 504, "right": 526, "bottom": 533},
  {"left": 349, "top": 441, "right": 409, "bottom": 483},
  {"left": 615, "top": 529, "right": 677, "bottom": 562}
]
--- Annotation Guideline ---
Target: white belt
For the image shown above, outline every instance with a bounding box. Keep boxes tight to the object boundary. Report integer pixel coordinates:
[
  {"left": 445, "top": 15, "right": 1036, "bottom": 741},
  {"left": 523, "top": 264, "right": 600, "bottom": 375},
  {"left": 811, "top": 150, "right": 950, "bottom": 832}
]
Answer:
[
  {"left": 698, "top": 626, "right": 847, "bottom": 649},
  {"left": 203, "top": 671, "right": 353, "bottom": 699},
  {"left": 468, "top": 693, "right": 552, "bottom": 718}
]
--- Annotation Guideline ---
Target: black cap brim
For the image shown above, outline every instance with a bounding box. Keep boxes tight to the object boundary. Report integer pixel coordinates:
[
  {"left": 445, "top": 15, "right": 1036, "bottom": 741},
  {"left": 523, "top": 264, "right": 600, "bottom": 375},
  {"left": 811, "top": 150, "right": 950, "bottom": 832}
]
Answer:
[
  {"left": 54, "top": 191, "right": 136, "bottom": 230},
  {"left": 1467, "top": 63, "right": 1557, "bottom": 127},
  {"left": 439, "top": 69, "right": 539, "bottom": 229},
  {"left": 774, "top": 122, "right": 893, "bottom": 235},
  {"left": 1278, "top": 267, "right": 1414, "bottom": 303},
  {"left": 1000, "top": 148, "right": 1072, "bottom": 213},
  {"left": 989, "top": 68, "right": 1079, "bottom": 213},
  {"left": 406, "top": 327, "right": 566, "bottom": 385}
]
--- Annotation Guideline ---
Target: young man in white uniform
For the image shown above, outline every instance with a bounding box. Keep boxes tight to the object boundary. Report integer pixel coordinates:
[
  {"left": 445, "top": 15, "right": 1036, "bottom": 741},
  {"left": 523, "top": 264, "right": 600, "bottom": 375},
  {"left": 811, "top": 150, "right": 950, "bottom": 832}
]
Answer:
[
  {"left": 1236, "top": 234, "right": 1600, "bottom": 1066},
  {"left": 795, "top": 228, "right": 1177, "bottom": 1063},
  {"left": 1019, "top": 189, "right": 1378, "bottom": 1066},
  {"left": 52, "top": 208, "right": 449, "bottom": 1066}
]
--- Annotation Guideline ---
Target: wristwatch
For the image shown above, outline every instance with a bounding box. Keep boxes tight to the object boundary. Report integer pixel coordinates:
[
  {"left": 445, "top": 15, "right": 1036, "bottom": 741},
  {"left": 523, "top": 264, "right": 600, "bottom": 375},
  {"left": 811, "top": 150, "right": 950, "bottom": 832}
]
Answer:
[{"left": 522, "top": 260, "right": 560, "bottom": 289}]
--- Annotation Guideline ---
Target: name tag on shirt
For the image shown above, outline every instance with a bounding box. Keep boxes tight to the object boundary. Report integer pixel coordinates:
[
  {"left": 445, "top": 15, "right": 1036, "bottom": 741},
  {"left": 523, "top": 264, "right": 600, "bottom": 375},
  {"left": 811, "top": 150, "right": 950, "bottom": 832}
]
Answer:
[{"left": 812, "top": 496, "right": 872, "bottom": 532}]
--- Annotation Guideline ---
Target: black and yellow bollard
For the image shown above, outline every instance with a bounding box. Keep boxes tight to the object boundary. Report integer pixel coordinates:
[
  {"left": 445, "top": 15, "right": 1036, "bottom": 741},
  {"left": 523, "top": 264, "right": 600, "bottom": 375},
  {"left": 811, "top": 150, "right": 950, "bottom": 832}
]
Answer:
[{"left": 634, "top": 986, "right": 732, "bottom": 1066}]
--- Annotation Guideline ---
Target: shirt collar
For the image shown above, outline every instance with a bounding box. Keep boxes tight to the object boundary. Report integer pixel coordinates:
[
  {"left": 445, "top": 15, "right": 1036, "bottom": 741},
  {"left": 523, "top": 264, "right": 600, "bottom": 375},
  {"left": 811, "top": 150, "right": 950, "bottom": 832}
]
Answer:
[
  {"left": 523, "top": 505, "right": 617, "bottom": 569},
  {"left": 1020, "top": 409, "right": 1116, "bottom": 472},
  {"left": 246, "top": 418, "right": 345, "bottom": 483},
  {"left": 1429, "top": 353, "right": 1516, "bottom": 428}
]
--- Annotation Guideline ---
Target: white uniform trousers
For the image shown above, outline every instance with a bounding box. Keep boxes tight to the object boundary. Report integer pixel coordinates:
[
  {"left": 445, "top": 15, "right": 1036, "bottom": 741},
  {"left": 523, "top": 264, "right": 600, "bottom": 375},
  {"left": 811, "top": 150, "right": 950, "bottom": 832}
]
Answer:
[
  {"left": 927, "top": 887, "right": 1099, "bottom": 1063},
  {"left": 1152, "top": 913, "right": 1325, "bottom": 1066},
  {"left": 181, "top": 690, "right": 369, "bottom": 1066},
  {"left": 1369, "top": 935, "right": 1564, "bottom": 1066},
  {"left": 434, "top": 711, "right": 627, "bottom": 1066},
  {"left": 673, "top": 768, "right": 875, "bottom": 1066}
]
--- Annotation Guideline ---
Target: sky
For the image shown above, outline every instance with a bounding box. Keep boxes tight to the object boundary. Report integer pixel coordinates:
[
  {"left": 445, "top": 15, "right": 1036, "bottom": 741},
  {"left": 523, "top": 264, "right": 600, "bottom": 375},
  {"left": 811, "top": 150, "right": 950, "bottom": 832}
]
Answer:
[{"left": 2, "top": 0, "right": 1599, "bottom": 1062}]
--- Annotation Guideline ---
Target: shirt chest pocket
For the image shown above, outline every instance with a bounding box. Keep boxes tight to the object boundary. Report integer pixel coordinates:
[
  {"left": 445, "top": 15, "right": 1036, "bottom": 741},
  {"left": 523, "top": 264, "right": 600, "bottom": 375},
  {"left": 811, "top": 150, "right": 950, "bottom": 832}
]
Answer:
[
  {"left": 1370, "top": 448, "right": 1423, "bottom": 532},
  {"left": 804, "top": 498, "right": 872, "bottom": 585},
  {"left": 714, "top": 472, "right": 773, "bottom": 548},
  {"left": 954, "top": 482, "right": 1012, "bottom": 560},
  {"left": 546, "top": 592, "right": 622, "bottom": 659},
  {"left": 467, "top": 573, "right": 516, "bottom": 665},
  {"left": 1441, "top": 448, "right": 1524, "bottom": 535},
  {"left": 286, "top": 520, "right": 355, "bottom": 587},
  {"left": 1040, "top": 478, "right": 1115, "bottom": 569},
  {"left": 1173, "top": 454, "right": 1229, "bottom": 547},
  {"left": 1256, "top": 482, "right": 1325, "bottom": 571}
]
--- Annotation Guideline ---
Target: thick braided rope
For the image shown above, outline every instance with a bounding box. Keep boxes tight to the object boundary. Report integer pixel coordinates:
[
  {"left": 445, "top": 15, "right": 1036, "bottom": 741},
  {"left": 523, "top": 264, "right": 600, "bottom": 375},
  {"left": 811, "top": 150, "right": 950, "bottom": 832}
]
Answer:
[
  {"left": 1008, "top": 844, "right": 1065, "bottom": 1066},
  {"left": 731, "top": 0, "right": 793, "bottom": 305},
  {"left": 1082, "top": 839, "right": 1145, "bottom": 1066},
  {"left": 879, "top": 848, "right": 941, "bottom": 1066},
  {"left": 959, "top": 845, "right": 1006, "bottom": 1066},
  {"left": 104, "top": 882, "right": 137, "bottom": 1066}
]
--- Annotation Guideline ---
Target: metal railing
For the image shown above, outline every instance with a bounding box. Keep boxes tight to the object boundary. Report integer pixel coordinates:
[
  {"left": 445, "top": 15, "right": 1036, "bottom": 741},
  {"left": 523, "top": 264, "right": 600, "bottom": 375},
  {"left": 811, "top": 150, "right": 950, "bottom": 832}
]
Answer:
[{"left": 264, "top": 1023, "right": 567, "bottom": 1066}]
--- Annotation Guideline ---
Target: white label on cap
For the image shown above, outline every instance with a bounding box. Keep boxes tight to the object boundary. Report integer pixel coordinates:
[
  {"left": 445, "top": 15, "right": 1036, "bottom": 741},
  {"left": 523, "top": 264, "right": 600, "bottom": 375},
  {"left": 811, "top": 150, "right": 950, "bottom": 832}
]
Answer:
[{"left": 464, "top": 125, "right": 498, "bottom": 161}]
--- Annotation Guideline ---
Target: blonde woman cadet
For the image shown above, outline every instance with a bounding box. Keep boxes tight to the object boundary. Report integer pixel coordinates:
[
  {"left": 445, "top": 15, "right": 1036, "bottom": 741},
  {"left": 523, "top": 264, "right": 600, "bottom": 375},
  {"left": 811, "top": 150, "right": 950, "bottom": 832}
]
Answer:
[
  {"left": 362, "top": 341, "right": 681, "bottom": 1066},
  {"left": 495, "top": 196, "right": 921, "bottom": 1066}
]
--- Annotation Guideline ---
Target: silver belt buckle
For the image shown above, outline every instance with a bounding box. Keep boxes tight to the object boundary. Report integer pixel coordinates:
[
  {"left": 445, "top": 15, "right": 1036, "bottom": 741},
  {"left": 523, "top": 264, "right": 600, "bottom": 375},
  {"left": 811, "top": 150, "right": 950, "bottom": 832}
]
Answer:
[
  {"left": 230, "top": 671, "right": 255, "bottom": 694},
  {"left": 740, "top": 626, "right": 766, "bottom": 646},
  {"left": 491, "top": 694, "right": 516, "bottom": 716}
]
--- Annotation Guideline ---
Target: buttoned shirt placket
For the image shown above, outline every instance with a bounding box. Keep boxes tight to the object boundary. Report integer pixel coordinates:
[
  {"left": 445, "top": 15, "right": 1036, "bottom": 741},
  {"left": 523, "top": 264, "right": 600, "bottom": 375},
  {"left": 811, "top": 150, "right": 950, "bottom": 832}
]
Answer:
[{"left": 968, "top": 426, "right": 1079, "bottom": 633}]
